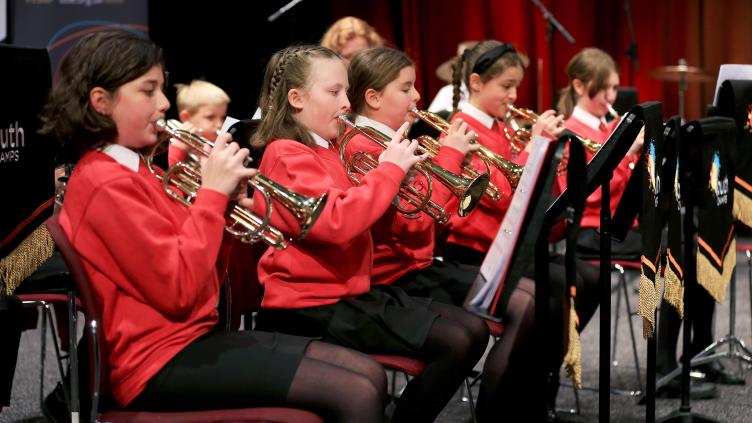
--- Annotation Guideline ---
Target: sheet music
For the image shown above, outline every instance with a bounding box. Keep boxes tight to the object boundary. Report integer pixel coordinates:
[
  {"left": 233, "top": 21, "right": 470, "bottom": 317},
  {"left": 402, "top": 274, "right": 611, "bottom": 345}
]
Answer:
[
  {"left": 220, "top": 116, "right": 240, "bottom": 136},
  {"left": 468, "top": 135, "right": 553, "bottom": 310},
  {"left": 713, "top": 64, "right": 752, "bottom": 106}
]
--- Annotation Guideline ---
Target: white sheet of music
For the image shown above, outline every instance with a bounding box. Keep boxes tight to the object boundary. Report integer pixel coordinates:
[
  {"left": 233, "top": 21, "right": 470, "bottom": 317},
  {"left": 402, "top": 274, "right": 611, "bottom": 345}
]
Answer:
[
  {"left": 713, "top": 64, "right": 752, "bottom": 106},
  {"left": 220, "top": 116, "right": 240, "bottom": 136},
  {"left": 469, "top": 135, "right": 553, "bottom": 310}
]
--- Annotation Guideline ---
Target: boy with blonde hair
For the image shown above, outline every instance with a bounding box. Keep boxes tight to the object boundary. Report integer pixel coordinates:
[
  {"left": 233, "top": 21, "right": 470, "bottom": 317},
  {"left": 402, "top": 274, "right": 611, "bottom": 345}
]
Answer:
[{"left": 175, "top": 79, "right": 230, "bottom": 142}]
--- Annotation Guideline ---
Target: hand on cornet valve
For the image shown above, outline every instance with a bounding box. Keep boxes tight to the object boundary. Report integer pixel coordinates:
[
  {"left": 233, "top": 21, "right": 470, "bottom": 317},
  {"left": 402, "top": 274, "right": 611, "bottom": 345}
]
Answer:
[
  {"left": 529, "top": 110, "right": 565, "bottom": 149},
  {"left": 378, "top": 122, "right": 427, "bottom": 174},
  {"left": 440, "top": 118, "right": 480, "bottom": 156},
  {"left": 201, "top": 132, "right": 258, "bottom": 197}
]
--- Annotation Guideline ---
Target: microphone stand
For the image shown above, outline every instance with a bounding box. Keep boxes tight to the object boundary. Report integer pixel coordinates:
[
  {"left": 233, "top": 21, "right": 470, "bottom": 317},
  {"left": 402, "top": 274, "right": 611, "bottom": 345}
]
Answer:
[
  {"left": 530, "top": 0, "right": 576, "bottom": 109},
  {"left": 624, "top": 0, "right": 639, "bottom": 87},
  {"left": 267, "top": 0, "right": 305, "bottom": 22}
]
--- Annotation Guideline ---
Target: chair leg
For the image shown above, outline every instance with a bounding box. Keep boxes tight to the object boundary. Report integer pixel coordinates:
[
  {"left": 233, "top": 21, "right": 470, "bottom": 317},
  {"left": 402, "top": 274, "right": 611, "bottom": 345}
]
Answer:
[
  {"left": 388, "top": 369, "right": 397, "bottom": 403},
  {"left": 612, "top": 266, "right": 623, "bottom": 367},
  {"left": 463, "top": 377, "right": 477, "bottom": 422},
  {"left": 67, "top": 291, "right": 79, "bottom": 423},
  {"left": 747, "top": 250, "right": 751, "bottom": 345},
  {"left": 39, "top": 303, "right": 47, "bottom": 412},
  {"left": 620, "top": 269, "right": 643, "bottom": 390},
  {"left": 21, "top": 300, "right": 72, "bottom": 415}
]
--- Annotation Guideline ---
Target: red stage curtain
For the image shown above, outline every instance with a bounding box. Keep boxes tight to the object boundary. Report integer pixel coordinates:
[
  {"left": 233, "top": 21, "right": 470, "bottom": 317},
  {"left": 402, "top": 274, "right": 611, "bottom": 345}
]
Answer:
[{"left": 332, "top": 0, "right": 752, "bottom": 121}]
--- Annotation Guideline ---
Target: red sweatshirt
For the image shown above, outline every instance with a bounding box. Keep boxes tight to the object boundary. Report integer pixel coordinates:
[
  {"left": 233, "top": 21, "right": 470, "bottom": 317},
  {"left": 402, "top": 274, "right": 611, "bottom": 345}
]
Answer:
[
  {"left": 341, "top": 116, "right": 466, "bottom": 285},
  {"left": 59, "top": 146, "right": 230, "bottom": 406},
  {"left": 167, "top": 143, "right": 189, "bottom": 167},
  {"left": 557, "top": 113, "right": 635, "bottom": 229},
  {"left": 255, "top": 137, "right": 405, "bottom": 309},
  {"left": 445, "top": 111, "right": 513, "bottom": 253}
]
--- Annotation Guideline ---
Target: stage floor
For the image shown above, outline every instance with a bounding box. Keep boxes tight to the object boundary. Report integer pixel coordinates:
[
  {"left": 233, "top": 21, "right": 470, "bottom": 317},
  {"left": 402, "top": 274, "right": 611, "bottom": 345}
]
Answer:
[{"left": 3, "top": 248, "right": 751, "bottom": 422}]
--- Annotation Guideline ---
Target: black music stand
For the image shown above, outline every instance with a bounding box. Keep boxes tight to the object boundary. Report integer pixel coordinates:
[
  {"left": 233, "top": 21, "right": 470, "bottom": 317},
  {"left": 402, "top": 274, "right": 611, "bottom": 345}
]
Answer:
[
  {"left": 637, "top": 115, "right": 681, "bottom": 423},
  {"left": 464, "top": 135, "right": 567, "bottom": 320},
  {"left": 605, "top": 103, "right": 664, "bottom": 403},
  {"left": 546, "top": 103, "right": 648, "bottom": 422},
  {"left": 611, "top": 102, "right": 664, "bottom": 241},
  {"left": 463, "top": 134, "right": 568, "bottom": 421},
  {"left": 657, "top": 117, "right": 736, "bottom": 423},
  {"left": 691, "top": 80, "right": 752, "bottom": 374}
]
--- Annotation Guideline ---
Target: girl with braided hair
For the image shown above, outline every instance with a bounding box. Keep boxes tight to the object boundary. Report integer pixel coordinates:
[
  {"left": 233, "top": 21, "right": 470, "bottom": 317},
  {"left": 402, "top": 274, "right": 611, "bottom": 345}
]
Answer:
[{"left": 252, "top": 44, "right": 489, "bottom": 422}]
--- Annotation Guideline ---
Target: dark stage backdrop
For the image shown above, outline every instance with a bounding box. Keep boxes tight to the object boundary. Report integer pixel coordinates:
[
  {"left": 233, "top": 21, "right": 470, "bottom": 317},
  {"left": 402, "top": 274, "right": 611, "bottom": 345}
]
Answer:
[
  {"left": 74, "top": 0, "right": 752, "bottom": 123},
  {"left": 147, "top": 0, "right": 402, "bottom": 123}
]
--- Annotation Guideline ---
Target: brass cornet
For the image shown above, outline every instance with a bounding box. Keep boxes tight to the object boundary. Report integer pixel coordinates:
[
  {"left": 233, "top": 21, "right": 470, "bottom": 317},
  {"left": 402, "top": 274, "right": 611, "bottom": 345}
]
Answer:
[
  {"left": 338, "top": 116, "right": 489, "bottom": 221},
  {"left": 410, "top": 108, "right": 522, "bottom": 192},
  {"left": 505, "top": 105, "right": 604, "bottom": 175},
  {"left": 504, "top": 105, "right": 603, "bottom": 155},
  {"left": 143, "top": 119, "right": 327, "bottom": 249}
]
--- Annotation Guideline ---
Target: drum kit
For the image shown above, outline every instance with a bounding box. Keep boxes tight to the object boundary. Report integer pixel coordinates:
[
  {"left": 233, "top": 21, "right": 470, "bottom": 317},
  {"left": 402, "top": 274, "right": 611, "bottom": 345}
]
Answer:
[{"left": 648, "top": 58, "right": 713, "bottom": 121}]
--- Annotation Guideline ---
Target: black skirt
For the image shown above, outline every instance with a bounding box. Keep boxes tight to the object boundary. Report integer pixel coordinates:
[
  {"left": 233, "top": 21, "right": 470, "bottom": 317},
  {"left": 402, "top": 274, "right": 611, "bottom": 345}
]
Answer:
[
  {"left": 128, "top": 330, "right": 313, "bottom": 411},
  {"left": 393, "top": 259, "right": 479, "bottom": 306},
  {"left": 256, "top": 285, "right": 438, "bottom": 356}
]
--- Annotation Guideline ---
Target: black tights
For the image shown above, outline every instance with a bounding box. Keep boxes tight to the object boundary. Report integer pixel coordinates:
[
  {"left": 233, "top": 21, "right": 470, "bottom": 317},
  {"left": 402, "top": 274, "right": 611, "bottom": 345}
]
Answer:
[
  {"left": 129, "top": 334, "right": 386, "bottom": 423},
  {"left": 391, "top": 302, "right": 489, "bottom": 422},
  {"left": 476, "top": 278, "right": 536, "bottom": 422},
  {"left": 288, "top": 341, "right": 387, "bottom": 423}
]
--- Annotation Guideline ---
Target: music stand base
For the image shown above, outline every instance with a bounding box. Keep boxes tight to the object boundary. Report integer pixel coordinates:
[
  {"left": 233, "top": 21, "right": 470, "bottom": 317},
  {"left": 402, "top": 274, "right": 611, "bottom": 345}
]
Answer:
[
  {"left": 655, "top": 338, "right": 752, "bottom": 390},
  {"left": 657, "top": 409, "right": 717, "bottom": 423}
]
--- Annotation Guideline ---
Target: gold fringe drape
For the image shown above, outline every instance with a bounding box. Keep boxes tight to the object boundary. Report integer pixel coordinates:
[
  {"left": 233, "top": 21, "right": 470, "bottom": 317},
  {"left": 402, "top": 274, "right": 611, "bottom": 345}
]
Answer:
[
  {"left": 0, "top": 224, "right": 55, "bottom": 295},
  {"left": 563, "top": 296, "right": 582, "bottom": 389},
  {"left": 638, "top": 260, "right": 662, "bottom": 338},
  {"left": 733, "top": 188, "right": 752, "bottom": 228},
  {"left": 696, "top": 238, "right": 736, "bottom": 304},
  {"left": 663, "top": 248, "right": 684, "bottom": 317}
]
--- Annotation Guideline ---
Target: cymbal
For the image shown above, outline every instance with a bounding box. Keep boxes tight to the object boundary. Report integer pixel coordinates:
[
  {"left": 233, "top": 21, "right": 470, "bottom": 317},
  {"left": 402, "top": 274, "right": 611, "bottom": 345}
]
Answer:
[
  {"left": 648, "top": 64, "right": 713, "bottom": 82},
  {"left": 436, "top": 59, "right": 455, "bottom": 83}
]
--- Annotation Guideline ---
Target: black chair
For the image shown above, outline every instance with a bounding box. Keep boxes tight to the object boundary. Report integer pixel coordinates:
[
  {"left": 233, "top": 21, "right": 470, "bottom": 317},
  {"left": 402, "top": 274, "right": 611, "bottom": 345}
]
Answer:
[{"left": 614, "top": 87, "right": 639, "bottom": 117}]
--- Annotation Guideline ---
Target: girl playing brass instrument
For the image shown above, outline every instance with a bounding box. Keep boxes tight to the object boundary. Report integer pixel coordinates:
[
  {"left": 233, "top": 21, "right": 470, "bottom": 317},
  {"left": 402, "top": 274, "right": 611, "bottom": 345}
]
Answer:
[
  {"left": 557, "top": 47, "right": 643, "bottom": 259},
  {"left": 446, "top": 40, "right": 603, "bottom": 421},
  {"left": 445, "top": 40, "right": 564, "bottom": 265}
]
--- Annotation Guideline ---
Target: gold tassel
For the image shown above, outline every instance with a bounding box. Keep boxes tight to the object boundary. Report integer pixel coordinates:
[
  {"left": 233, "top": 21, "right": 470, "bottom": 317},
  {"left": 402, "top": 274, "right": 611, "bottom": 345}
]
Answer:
[
  {"left": 563, "top": 296, "right": 582, "bottom": 389},
  {"left": 656, "top": 269, "right": 664, "bottom": 310},
  {"left": 0, "top": 224, "right": 55, "bottom": 295},
  {"left": 639, "top": 268, "right": 658, "bottom": 338},
  {"left": 696, "top": 238, "right": 736, "bottom": 304},
  {"left": 663, "top": 250, "right": 684, "bottom": 318},
  {"left": 733, "top": 188, "right": 752, "bottom": 228}
]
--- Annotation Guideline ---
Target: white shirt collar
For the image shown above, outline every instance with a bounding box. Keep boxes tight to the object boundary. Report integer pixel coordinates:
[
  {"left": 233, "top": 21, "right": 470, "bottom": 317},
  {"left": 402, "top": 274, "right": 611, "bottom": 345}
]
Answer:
[
  {"left": 101, "top": 144, "right": 140, "bottom": 172},
  {"left": 572, "top": 105, "right": 608, "bottom": 131},
  {"left": 309, "top": 131, "right": 331, "bottom": 149},
  {"left": 461, "top": 102, "right": 496, "bottom": 129},
  {"left": 354, "top": 115, "right": 397, "bottom": 138}
]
